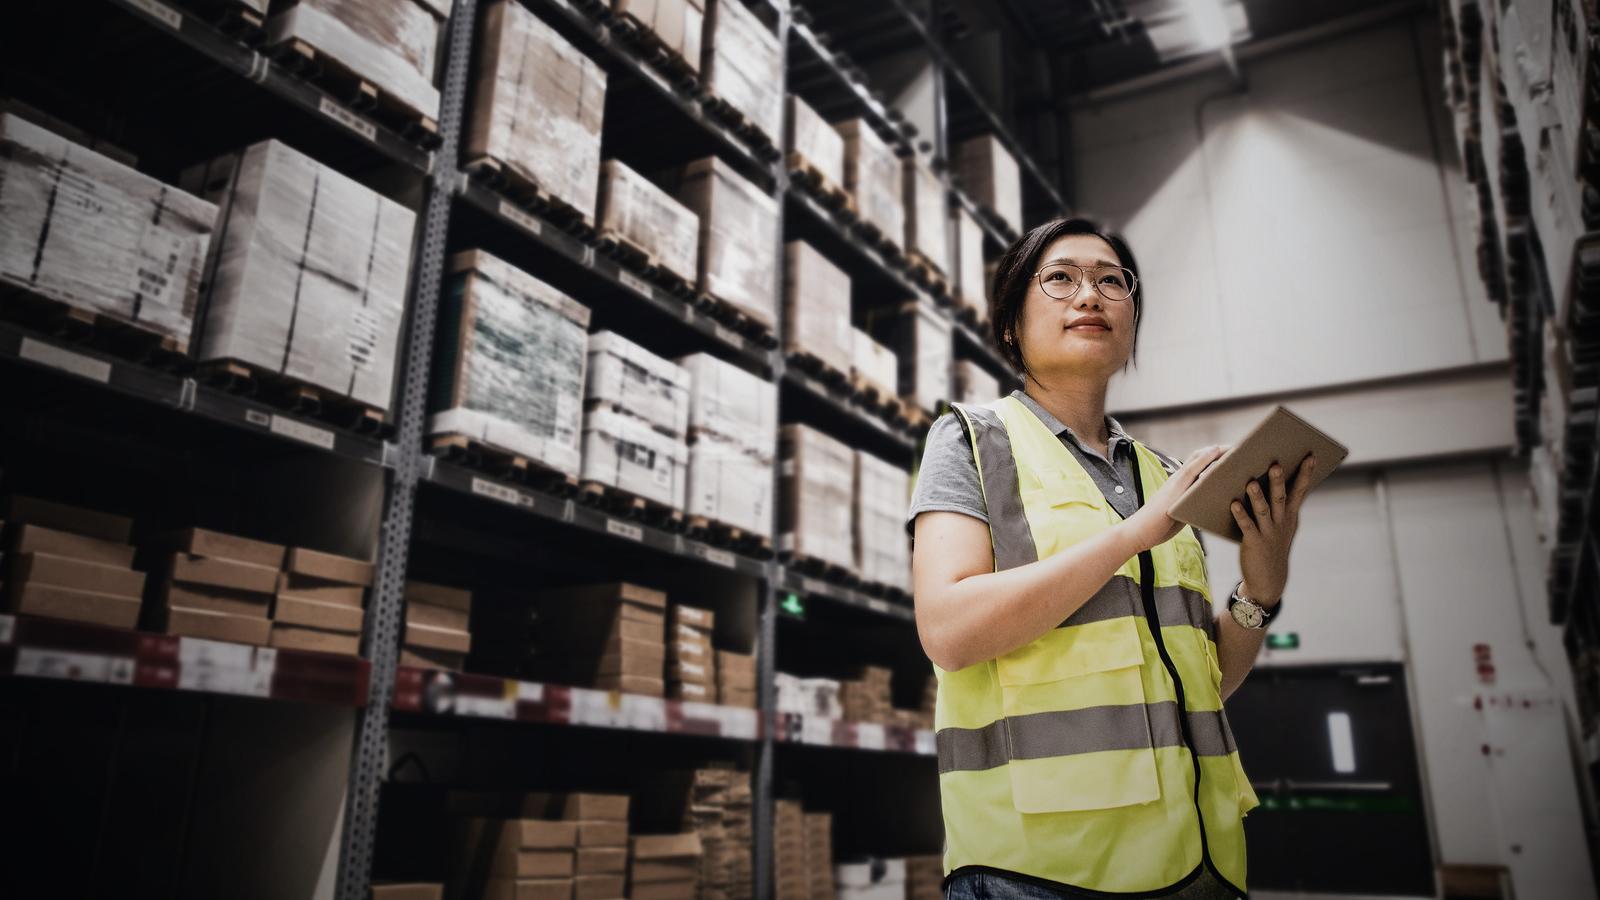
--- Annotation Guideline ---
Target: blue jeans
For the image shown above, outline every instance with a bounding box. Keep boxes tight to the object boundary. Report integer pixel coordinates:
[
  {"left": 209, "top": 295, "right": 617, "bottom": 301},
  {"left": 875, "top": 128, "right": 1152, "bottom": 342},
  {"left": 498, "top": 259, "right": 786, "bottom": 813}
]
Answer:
[{"left": 944, "top": 868, "right": 1242, "bottom": 900}]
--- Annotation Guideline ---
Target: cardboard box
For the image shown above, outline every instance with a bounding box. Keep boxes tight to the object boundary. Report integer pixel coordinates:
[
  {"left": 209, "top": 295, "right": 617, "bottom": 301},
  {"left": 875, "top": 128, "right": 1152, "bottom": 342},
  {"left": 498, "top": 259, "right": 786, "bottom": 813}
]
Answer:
[
  {"left": 671, "top": 158, "right": 779, "bottom": 330},
  {"left": 522, "top": 793, "right": 630, "bottom": 822},
  {"left": 854, "top": 451, "right": 912, "bottom": 593},
  {"left": 783, "top": 241, "right": 853, "bottom": 376},
  {"left": 677, "top": 353, "right": 777, "bottom": 453},
  {"left": 668, "top": 604, "right": 713, "bottom": 632},
  {"left": 406, "top": 621, "right": 472, "bottom": 654},
  {"left": 3, "top": 496, "right": 132, "bottom": 543},
  {"left": 406, "top": 599, "right": 470, "bottom": 631},
  {"left": 468, "top": 0, "right": 606, "bottom": 221},
  {"left": 279, "top": 572, "right": 366, "bottom": 608},
  {"left": 285, "top": 547, "right": 374, "bottom": 586},
  {"left": 667, "top": 657, "right": 713, "bottom": 686},
  {"left": 595, "top": 163, "right": 700, "bottom": 289},
  {"left": 371, "top": 883, "right": 444, "bottom": 900},
  {"left": 540, "top": 582, "right": 666, "bottom": 614},
  {"left": 803, "top": 813, "right": 834, "bottom": 900},
  {"left": 154, "top": 526, "right": 285, "bottom": 569},
  {"left": 431, "top": 250, "right": 591, "bottom": 478},
  {"left": 666, "top": 636, "right": 712, "bottom": 662},
  {"left": 682, "top": 433, "right": 773, "bottom": 539},
  {"left": 577, "top": 820, "right": 628, "bottom": 848},
  {"left": 486, "top": 878, "right": 573, "bottom": 900},
  {"left": 170, "top": 552, "right": 279, "bottom": 594},
  {"left": 12, "top": 582, "right": 141, "bottom": 629},
  {"left": 275, "top": 593, "right": 364, "bottom": 633},
  {"left": 575, "top": 846, "right": 628, "bottom": 874},
  {"left": 837, "top": 119, "right": 904, "bottom": 251},
  {"left": 270, "top": 624, "right": 362, "bottom": 656},
  {"left": 630, "top": 881, "right": 696, "bottom": 900},
  {"left": 955, "top": 134, "right": 1021, "bottom": 235},
  {"left": 11, "top": 552, "right": 144, "bottom": 598},
  {"left": 11, "top": 523, "right": 135, "bottom": 567},
  {"left": 717, "top": 686, "right": 756, "bottom": 708},
  {"left": 612, "top": 0, "right": 704, "bottom": 74},
  {"left": 786, "top": 95, "right": 845, "bottom": 191},
  {"left": 405, "top": 579, "right": 472, "bottom": 611},
  {"left": 494, "top": 849, "right": 576, "bottom": 878},
  {"left": 585, "top": 331, "right": 692, "bottom": 439},
  {"left": 953, "top": 207, "right": 988, "bottom": 323},
  {"left": 702, "top": 0, "right": 783, "bottom": 145},
  {"left": 494, "top": 818, "right": 581, "bottom": 850},
  {"left": 779, "top": 424, "right": 855, "bottom": 570},
  {"left": 877, "top": 299, "right": 951, "bottom": 415},
  {"left": 667, "top": 681, "right": 713, "bottom": 703},
  {"left": 163, "top": 579, "right": 272, "bottom": 618},
  {"left": 160, "top": 604, "right": 272, "bottom": 646},
  {"left": 264, "top": 0, "right": 442, "bottom": 122},
  {"left": 953, "top": 360, "right": 1000, "bottom": 405},
  {"left": 850, "top": 329, "right": 898, "bottom": 399},
  {"left": 903, "top": 159, "right": 949, "bottom": 275},
  {"left": 589, "top": 650, "right": 665, "bottom": 679},
  {"left": 400, "top": 645, "right": 466, "bottom": 671},
  {"left": 715, "top": 650, "right": 755, "bottom": 681},
  {"left": 580, "top": 406, "right": 688, "bottom": 509},
  {"left": 572, "top": 873, "right": 626, "bottom": 900},
  {"left": 593, "top": 674, "right": 664, "bottom": 696},
  {"left": 632, "top": 831, "right": 703, "bottom": 862}
]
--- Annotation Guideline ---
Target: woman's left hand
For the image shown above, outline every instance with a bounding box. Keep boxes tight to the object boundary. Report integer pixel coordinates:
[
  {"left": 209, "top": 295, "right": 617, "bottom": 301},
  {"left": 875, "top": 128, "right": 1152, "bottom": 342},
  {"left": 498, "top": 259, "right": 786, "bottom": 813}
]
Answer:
[{"left": 1229, "top": 453, "right": 1317, "bottom": 602}]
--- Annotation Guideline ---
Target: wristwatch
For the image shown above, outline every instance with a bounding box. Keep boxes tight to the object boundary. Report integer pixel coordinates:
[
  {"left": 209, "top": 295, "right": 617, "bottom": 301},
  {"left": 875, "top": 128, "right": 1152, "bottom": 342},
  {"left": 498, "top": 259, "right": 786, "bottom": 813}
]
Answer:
[{"left": 1227, "top": 580, "right": 1278, "bottom": 630}]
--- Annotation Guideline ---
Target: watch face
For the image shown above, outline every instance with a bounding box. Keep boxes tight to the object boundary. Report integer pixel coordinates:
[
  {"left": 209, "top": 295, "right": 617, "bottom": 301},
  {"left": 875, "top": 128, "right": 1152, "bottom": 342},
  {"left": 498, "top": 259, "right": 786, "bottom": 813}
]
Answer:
[{"left": 1231, "top": 598, "right": 1264, "bottom": 629}]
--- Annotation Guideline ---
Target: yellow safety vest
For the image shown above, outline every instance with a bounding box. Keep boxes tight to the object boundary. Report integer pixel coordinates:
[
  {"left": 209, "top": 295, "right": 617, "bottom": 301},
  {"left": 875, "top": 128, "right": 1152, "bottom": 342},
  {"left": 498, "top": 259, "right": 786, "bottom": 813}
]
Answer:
[{"left": 934, "top": 396, "right": 1260, "bottom": 895}]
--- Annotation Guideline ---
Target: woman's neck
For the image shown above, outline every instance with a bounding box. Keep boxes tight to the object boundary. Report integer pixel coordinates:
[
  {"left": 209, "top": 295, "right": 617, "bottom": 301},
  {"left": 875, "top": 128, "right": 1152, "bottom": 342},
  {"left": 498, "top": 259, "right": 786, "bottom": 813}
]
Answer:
[{"left": 1024, "top": 377, "right": 1110, "bottom": 446}]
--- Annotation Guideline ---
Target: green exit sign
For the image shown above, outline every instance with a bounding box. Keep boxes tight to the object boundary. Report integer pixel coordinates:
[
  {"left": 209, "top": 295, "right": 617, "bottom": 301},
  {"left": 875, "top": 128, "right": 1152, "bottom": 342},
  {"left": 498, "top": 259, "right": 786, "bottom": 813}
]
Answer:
[
  {"left": 1267, "top": 632, "right": 1300, "bottom": 650},
  {"left": 781, "top": 592, "right": 806, "bottom": 618}
]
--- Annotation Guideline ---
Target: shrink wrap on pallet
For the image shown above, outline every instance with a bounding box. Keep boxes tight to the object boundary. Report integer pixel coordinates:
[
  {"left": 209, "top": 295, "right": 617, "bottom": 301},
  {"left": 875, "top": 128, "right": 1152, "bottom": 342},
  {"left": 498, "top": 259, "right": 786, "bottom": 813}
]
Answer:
[
  {"left": 782, "top": 241, "right": 853, "bottom": 376},
  {"left": 837, "top": 120, "right": 903, "bottom": 252},
  {"left": 850, "top": 328, "right": 897, "bottom": 397},
  {"left": 678, "top": 353, "right": 775, "bottom": 538},
  {"left": 670, "top": 157, "right": 779, "bottom": 330},
  {"left": 903, "top": 158, "right": 948, "bottom": 276},
  {"left": 853, "top": 451, "right": 910, "bottom": 593},
  {"left": 953, "top": 206, "right": 988, "bottom": 323},
  {"left": 581, "top": 406, "right": 688, "bottom": 508},
  {"left": 785, "top": 95, "right": 845, "bottom": 191},
  {"left": 184, "top": 139, "right": 413, "bottom": 410},
  {"left": 677, "top": 353, "right": 776, "bottom": 453},
  {"left": 468, "top": 0, "right": 607, "bottom": 222},
  {"left": 596, "top": 160, "right": 699, "bottom": 286},
  {"left": 612, "top": 0, "right": 704, "bottom": 73},
  {"left": 585, "top": 331, "right": 691, "bottom": 438},
  {"left": 703, "top": 0, "right": 783, "bottom": 145},
  {"left": 430, "top": 251, "right": 591, "bottom": 477},
  {"left": 265, "top": 0, "right": 443, "bottom": 122},
  {"left": 955, "top": 135, "right": 1021, "bottom": 236},
  {"left": 0, "top": 114, "right": 215, "bottom": 347},
  {"left": 878, "top": 300, "right": 949, "bottom": 415},
  {"left": 779, "top": 424, "right": 854, "bottom": 571},
  {"left": 952, "top": 360, "right": 1000, "bottom": 405}
]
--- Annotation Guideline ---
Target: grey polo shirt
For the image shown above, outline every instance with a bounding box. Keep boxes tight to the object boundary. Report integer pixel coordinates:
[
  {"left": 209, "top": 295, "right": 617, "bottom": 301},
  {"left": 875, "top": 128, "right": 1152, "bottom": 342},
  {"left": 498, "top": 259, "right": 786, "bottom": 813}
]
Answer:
[{"left": 906, "top": 389, "right": 1181, "bottom": 533}]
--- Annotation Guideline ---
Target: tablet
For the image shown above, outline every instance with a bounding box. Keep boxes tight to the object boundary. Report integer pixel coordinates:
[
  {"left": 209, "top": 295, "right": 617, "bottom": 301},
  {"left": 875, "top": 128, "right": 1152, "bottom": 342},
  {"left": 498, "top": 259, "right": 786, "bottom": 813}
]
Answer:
[{"left": 1167, "top": 405, "right": 1348, "bottom": 543}]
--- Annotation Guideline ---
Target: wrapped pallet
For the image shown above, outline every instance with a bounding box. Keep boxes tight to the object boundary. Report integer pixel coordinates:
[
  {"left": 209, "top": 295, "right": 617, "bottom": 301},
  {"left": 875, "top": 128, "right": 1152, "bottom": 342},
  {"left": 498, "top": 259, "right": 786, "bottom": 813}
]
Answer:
[
  {"left": 702, "top": 0, "right": 783, "bottom": 146},
  {"left": 678, "top": 353, "right": 777, "bottom": 453},
  {"left": 850, "top": 328, "right": 898, "bottom": 400},
  {"left": 612, "top": 0, "right": 704, "bottom": 72},
  {"left": 0, "top": 114, "right": 216, "bottom": 348},
  {"left": 586, "top": 331, "right": 691, "bottom": 438},
  {"left": 902, "top": 159, "right": 949, "bottom": 276},
  {"left": 581, "top": 406, "right": 688, "bottom": 508},
  {"left": 672, "top": 157, "right": 780, "bottom": 331},
  {"left": 878, "top": 299, "right": 950, "bottom": 416},
  {"left": 853, "top": 452, "right": 910, "bottom": 593},
  {"left": 469, "top": 0, "right": 607, "bottom": 222},
  {"left": 430, "top": 251, "right": 591, "bottom": 477},
  {"left": 265, "top": 0, "right": 444, "bottom": 124},
  {"left": 952, "top": 360, "right": 1000, "bottom": 405},
  {"left": 184, "top": 139, "right": 414, "bottom": 411},
  {"left": 953, "top": 206, "right": 988, "bottom": 325},
  {"left": 955, "top": 135, "right": 1021, "bottom": 236},
  {"left": 786, "top": 95, "right": 846, "bottom": 192},
  {"left": 678, "top": 353, "right": 776, "bottom": 538},
  {"left": 837, "top": 120, "right": 903, "bottom": 251},
  {"left": 597, "top": 160, "right": 700, "bottom": 286},
  {"left": 779, "top": 424, "right": 854, "bottom": 571},
  {"left": 782, "top": 242, "right": 853, "bottom": 377}
]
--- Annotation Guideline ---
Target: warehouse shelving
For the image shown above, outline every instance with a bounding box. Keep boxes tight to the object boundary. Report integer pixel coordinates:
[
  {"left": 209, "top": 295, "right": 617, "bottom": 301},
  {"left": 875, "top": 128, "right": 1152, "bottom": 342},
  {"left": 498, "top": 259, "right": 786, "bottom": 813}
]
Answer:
[
  {"left": 776, "top": 568, "right": 913, "bottom": 621},
  {"left": 772, "top": 711, "right": 934, "bottom": 755},
  {"left": 787, "top": 17, "right": 916, "bottom": 156}
]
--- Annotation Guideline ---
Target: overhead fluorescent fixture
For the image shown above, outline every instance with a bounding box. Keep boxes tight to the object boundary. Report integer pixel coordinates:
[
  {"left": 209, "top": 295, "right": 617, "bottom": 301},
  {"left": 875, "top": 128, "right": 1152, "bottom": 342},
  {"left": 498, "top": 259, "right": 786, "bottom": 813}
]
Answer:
[{"left": 1125, "top": 0, "right": 1251, "bottom": 62}]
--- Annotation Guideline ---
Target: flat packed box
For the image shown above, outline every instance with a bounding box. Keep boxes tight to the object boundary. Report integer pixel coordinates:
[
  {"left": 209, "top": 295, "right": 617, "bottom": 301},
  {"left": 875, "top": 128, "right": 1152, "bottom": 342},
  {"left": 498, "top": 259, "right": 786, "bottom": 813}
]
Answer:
[
  {"left": 406, "top": 579, "right": 472, "bottom": 611},
  {"left": 879, "top": 299, "right": 950, "bottom": 415},
  {"left": 11, "top": 552, "right": 144, "bottom": 598},
  {"left": 715, "top": 650, "right": 755, "bottom": 684},
  {"left": 854, "top": 451, "right": 911, "bottom": 593},
  {"left": 162, "top": 580, "right": 271, "bottom": 618},
  {"left": 3, "top": 496, "right": 132, "bottom": 542},
  {"left": 803, "top": 812, "right": 834, "bottom": 900},
  {"left": 574, "top": 873, "right": 624, "bottom": 900},
  {"left": 576, "top": 821, "right": 628, "bottom": 847},
  {"left": 779, "top": 424, "right": 855, "bottom": 570},
  {"left": 702, "top": 0, "right": 783, "bottom": 145},
  {"left": 371, "top": 884, "right": 444, "bottom": 900},
  {"left": 955, "top": 134, "right": 1021, "bottom": 236},
  {"left": 157, "top": 603, "right": 272, "bottom": 646},
  {"left": 265, "top": 0, "right": 443, "bottom": 122},
  {"left": 401, "top": 646, "right": 466, "bottom": 670},
  {"left": 431, "top": 251, "right": 592, "bottom": 478},
  {"left": 170, "top": 552, "right": 279, "bottom": 594},
  {"left": 786, "top": 95, "right": 846, "bottom": 191},
  {"left": 182, "top": 139, "right": 413, "bottom": 411},
  {"left": 520, "top": 792, "right": 632, "bottom": 822},
  {"left": 279, "top": 572, "right": 365, "bottom": 607},
  {"left": 271, "top": 624, "right": 361, "bottom": 656},
  {"left": 667, "top": 657, "right": 713, "bottom": 686},
  {"left": 953, "top": 207, "right": 988, "bottom": 323},
  {"left": 668, "top": 604, "right": 713, "bottom": 632},
  {"left": 493, "top": 849, "right": 575, "bottom": 879},
  {"left": 666, "top": 634, "right": 711, "bottom": 661},
  {"left": 953, "top": 359, "right": 1000, "bottom": 405},
  {"left": 850, "top": 328, "right": 898, "bottom": 399},
  {"left": 12, "top": 582, "right": 140, "bottom": 629},
  {"left": 903, "top": 159, "right": 949, "bottom": 275},
  {"left": 576, "top": 846, "right": 627, "bottom": 874},
  {"left": 677, "top": 353, "right": 777, "bottom": 453},
  {"left": 469, "top": 0, "right": 606, "bottom": 221},
  {"left": 0, "top": 114, "right": 215, "bottom": 347},
  {"left": 837, "top": 119, "right": 903, "bottom": 251},
  {"left": 594, "top": 673, "right": 664, "bottom": 696},
  {"left": 783, "top": 241, "right": 853, "bottom": 376},
  {"left": 667, "top": 681, "right": 714, "bottom": 703},
  {"left": 596, "top": 161, "right": 699, "bottom": 287},
  {"left": 487, "top": 818, "right": 581, "bottom": 850},
  {"left": 274, "top": 593, "right": 364, "bottom": 632},
  {"left": 585, "top": 331, "right": 692, "bottom": 439},
  {"left": 153, "top": 526, "right": 285, "bottom": 569},
  {"left": 580, "top": 406, "right": 689, "bottom": 508},
  {"left": 406, "top": 621, "right": 471, "bottom": 653},
  {"left": 286, "top": 547, "right": 374, "bottom": 586},
  {"left": 630, "top": 881, "right": 696, "bottom": 900},
  {"left": 404, "top": 585, "right": 470, "bottom": 631},
  {"left": 486, "top": 878, "right": 573, "bottom": 900},
  {"left": 612, "top": 0, "right": 704, "bottom": 73},
  {"left": 671, "top": 157, "right": 779, "bottom": 330}
]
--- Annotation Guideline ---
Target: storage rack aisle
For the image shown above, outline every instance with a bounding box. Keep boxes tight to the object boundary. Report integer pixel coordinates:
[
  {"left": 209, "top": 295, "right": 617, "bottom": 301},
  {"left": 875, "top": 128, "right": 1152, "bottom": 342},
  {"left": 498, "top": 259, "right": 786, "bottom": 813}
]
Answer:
[{"left": 0, "top": 0, "right": 1063, "bottom": 896}]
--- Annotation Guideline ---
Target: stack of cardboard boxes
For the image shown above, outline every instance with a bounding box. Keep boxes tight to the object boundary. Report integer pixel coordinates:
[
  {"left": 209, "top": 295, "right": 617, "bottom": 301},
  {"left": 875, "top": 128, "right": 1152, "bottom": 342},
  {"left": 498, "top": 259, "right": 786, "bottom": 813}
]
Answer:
[
  {"left": 953, "top": 207, "right": 989, "bottom": 326},
  {"left": 723, "top": 775, "right": 754, "bottom": 898},
  {"left": 852, "top": 452, "right": 911, "bottom": 594},
  {"left": 778, "top": 424, "right": 855, "bottom": 571},
  {"left": 371, "top": 884, "right": 443, "bottom": 900},
  {"left": 582, "top": 332, "right": 692, "bottom": 510},
  {"left": 803, "top": 812, "right": 835, "bottom": 900},
  {"left": 480, "top": 815, "right": 578, "bottom": 900},
  {"left": 156, "top": 527, "right": 282, "bottom": 646},
  {"left": 456, "top": 792, "right": 630, "bottom": 900},
  {"left": 271, "top": 547, "right": 373, "bottom": 655},
  {"left": 612, "top": 0, "right": 704, "bottom": 75},
  {"left": 837, "top": 120, "right": 904, "bottom": 253},
  {"left": 536, "top": 582, "right": 667, "bottom": 697},
  {"left": 596, "top": 162, "right": 701, "bottom": 287},
  {"left": 850, "top": 329, "right": 899, "bottom": 403},
  {"left": 905, "top": 856, "right": 942, "bottom": 900},
  {"left": 702, "top": 0, "right": 783, "bottom": 147},
  {"left": 785, "top": 96, "right": 846, "bottom": 193},
  {"left": 840, "top": 666, "right": 893, "bottom": 724},
  {"left": 264, "top": 0, "right": 446, "bottom": 125},
  {"left": 572, "top": 793, "right": 630, "bottom": 900},
  {"left": 903, "top": 159, "right": 949, "bottom": 278},
  {"left": 4, "top": 497, "right": 143, "bottom": 630},
  {"left": 955, "top": 135, "right": 1022, "bottom": 237},
  {"left": 678, "top": 354, "right": 777, "bottom": 539},
  {"left": 402, "top": 580, "right": 473, "bottom": 670},
  {"left": 666, "top": 603, "right": 716, "bottom": 702},
  {"left": 878, "top": 299, "right": 951, "bottom": 418},
  {"left": 836, "top": 859, "right": 906, "bottom": 900},
  {"left": 715, "top": 649, "right": 756, "bottom": 708},
  {"left": 775, "top": 673, "right": 843, "bottom": 721},
  {"left": 629, "top": 832, "right": 703, "bottom": 900},
  {"left": 783, "top": 241, "right": 854, "bottom": 378},
  {"left": 774, "top": 799, "right": 807, "bottom": 900},
  {"left": 672, "top": 158, "right": 780, "bottom": 335}
]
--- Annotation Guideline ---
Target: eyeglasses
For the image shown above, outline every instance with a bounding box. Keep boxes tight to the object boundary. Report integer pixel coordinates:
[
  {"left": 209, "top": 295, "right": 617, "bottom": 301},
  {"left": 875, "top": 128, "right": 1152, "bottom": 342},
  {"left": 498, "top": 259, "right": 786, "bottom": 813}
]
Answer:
[{"left": 1035, "top": 263, "right": 1138, "bottom": 302}]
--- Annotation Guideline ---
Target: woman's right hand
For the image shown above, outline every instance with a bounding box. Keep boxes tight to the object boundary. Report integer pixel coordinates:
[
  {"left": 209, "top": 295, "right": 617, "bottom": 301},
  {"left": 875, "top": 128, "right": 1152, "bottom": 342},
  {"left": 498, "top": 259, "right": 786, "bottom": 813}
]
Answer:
[{"left": 1121, "top": 444, "right": 1230, "bottom": 553}]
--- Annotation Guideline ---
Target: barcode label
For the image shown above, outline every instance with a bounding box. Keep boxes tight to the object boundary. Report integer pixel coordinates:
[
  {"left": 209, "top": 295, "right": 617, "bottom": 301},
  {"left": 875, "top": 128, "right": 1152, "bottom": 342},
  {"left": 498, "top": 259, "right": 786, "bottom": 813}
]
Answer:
[
  {"left": 318, "top": 97, "right": 377, "bottom": 141},
  {"left": 702, "top": 547, "right": 735, "bottom": 568},
  {"left": 618, "top": 269, "right": 652, "bottom": 298},
  {"left": 498, "top": 200, "right": 542, "bottom": 235},
  {"left": 128, "top": 0, "right": 182, "bottom": 29},
  {"left": 270, "top": 415, "right": 335, "bottom": 450},
  {"left": 245, "top": 409, "right": 271, "bottom": 427},
  {"left": 606, "top": 519, "right": 643, "bottom": 541},
  {"left": 20, "top": 338, "right": 111, "bottom": 383},
  {"left": 471, "top": 476, "right": 528, "bottom": 508}
]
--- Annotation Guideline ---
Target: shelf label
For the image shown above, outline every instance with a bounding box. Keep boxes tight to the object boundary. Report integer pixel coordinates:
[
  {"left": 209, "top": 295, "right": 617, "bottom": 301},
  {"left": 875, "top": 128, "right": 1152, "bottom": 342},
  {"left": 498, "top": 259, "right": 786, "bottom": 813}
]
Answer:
[
  {"left": 624, "top": 695, "right": 668, "bottom": 730},
  {"left": 456, "top": 695, "right": 516, "bottom": 719},
  {"left": 128, "top": 0, "right": 182, "bottom": 29},
  {"left": 471, "top": 476, "right": 531, "bottom": 508},
  {"left": 570, "top": 687, "right": 626, "bottom": 727},
  {"left": 498, "top": 200, "right": 542, "bottom": 235},
  {"left": 617, "top": 269, "right": 653, "bottom": 298},
  {"left": 15, "top": 648, "right": 130, "bottom": 684},
  {"left": 269, "top": 414, "right": 335, "bottom": 450},
  {"left": 20, "top": 337, "right": 111, "bottom": 384},
  {"left": 318, "top": 97, "right": 377, "bottom": 141},
  {"left": 802, "top": 577, "right": 827, "bottom": 596},
  {"left": 857, "top": 722, "right": 887, "bottom": 751},
  {"left": 606, "top": 519, "right": 643, "bottom": 542},
  {"left": 701, "top": 547, "right": 735, "bottom": 569},
  {"left": 720, "top": 707, "right": 758, "bottom": 740},
  {"left": 713, "top": 324, "right": 741, "bottom": 346},
  {"left": 245, "top": 409, "right": 270, "bottom": 427},
  {"left": 866, "top": 598, "right": 891, "bottom": 615},
  {"left": 178, "top": 639, "right": 272, "bottom": 697},
  {"left": 800, "top": 715, "right": 834, "bottom": 746}
]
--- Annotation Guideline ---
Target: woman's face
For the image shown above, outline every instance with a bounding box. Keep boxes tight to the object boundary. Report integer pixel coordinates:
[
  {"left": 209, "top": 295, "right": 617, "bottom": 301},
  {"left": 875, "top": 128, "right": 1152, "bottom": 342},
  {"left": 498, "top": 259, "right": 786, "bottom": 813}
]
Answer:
[{"left": 1013, "top": 234, "right": 1136, "bottom": 381}]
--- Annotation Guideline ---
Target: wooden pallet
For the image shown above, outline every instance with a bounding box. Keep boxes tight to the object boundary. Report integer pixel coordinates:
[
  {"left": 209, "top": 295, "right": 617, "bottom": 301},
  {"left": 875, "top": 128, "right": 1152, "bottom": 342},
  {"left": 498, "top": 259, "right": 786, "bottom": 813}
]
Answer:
[
  {"left": 693, "top": 293, "right": 779, "bottom": 349},
  {"left": 595, "top": 229, "right": 660, "bottom": 273},
  {"left": 267, "top": 37, "right": 440, "bottom": 149},
  {"left": 1, "top": 284, "right": 189, "bottom": 368},
  {"left": 906, "top": 249, "right": 949, "bottom": 299},
  {"left": 783, "top": 552, "right": 859, "bottom": 588},
  {"left": 701, "top": 95, "right": 780, "bottom": 159},
  {"left": 955, "top": 302, "right": 988, "bottom": 330},
  {"left": 849, "top": 374, "right": 908, "bottom": 426},
  {"left": 428, "top": 432, "right": 581, "bottom": 496},
  {"left": 579, "top": 480, "right": 685, "bottom": 533},
  {"left": 607, "top": 11, "right": 704, "bottom": 96},
  {"left": 177, "top": 0, "right": 267, "bottom": 44},
  {"left": 464, "top": 156, "right": 597, "bottom": 239},
  {"left": 901, "top": 401, "right": 934, "bottom": 432},
  {"left": 786, "top": 351, "right": 851, "bottom": 391},
  {"left": 856, "top": 579, "right": 912, "bottom": 605},
  {"left": 200, "top": 358, "right": 390, "bottom": 435},
  {"left": 686, "top": 515, "right": 774, "bottom": 559},
  {"left": 785, "top": 152, "right": 853, "bottom": 212}
]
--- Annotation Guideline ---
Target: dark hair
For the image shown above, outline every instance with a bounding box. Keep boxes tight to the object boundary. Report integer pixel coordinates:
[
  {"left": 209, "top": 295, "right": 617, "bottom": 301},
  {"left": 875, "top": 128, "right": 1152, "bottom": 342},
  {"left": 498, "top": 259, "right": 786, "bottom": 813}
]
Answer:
[{"left": 989, "top": 217, "right": 1143, "bottom": 381}]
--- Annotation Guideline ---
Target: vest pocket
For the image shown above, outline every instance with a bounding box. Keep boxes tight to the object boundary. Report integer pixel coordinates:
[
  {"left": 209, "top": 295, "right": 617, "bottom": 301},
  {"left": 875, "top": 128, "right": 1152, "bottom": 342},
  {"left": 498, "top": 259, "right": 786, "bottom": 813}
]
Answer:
[{"left": 1173, "top": 527, "right": 1209, "bottom": 593}]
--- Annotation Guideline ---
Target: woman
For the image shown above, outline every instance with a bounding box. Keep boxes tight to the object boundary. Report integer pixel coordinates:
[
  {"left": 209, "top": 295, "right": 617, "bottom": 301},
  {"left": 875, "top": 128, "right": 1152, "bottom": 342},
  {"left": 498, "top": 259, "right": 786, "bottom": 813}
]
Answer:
[{"left": 909, "top": 218, "right": 1314, "bottom": 900}]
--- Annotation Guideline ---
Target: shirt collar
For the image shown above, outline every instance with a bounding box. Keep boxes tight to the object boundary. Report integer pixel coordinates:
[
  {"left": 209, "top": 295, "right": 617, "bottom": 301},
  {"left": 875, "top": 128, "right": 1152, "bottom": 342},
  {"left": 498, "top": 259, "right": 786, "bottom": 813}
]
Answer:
[{"left": 1010, "top": 389, "right": 1131, "bottom": 456}]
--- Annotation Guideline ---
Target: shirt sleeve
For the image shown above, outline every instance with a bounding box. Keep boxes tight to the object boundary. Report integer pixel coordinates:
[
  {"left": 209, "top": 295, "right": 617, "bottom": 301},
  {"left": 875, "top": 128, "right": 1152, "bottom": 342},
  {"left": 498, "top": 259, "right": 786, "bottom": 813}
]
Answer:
[{"left": 906, "top": 412, "right": 990, "bottom": 535}]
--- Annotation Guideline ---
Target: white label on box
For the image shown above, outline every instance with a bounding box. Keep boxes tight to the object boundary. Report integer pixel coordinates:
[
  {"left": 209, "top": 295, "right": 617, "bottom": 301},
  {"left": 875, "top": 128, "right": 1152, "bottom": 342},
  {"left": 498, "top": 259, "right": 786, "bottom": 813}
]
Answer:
[
  {"left": 270, "top": 414, "right": 336, "bottom": 450},
  {"left": 498, "top": 200, "right": 542, "bottom": 235},
  {"left": 178, "top": 639, "right": 272, "bottom": 697},
  {"left": 20, "top": 337, "right": 111, "bottom": 383},
  {"left": 318, "top": 97, "right": 378, "bottom": 141},
  {"left": 456, "top": 695, "right": 516, "bottom": 719},
  {"left": 245, "top": 409, "right": 271, "bottom": 427},
  {"left": 15, "top": 648, "right": 122, "bottom": 684},
  {"left": 128, "top": 0, "right": 182, "bottom": 29},
  {"left": 0, "top": 614, "right": 14, "bottom": 645},
  {"left": 606, "top": 519, "right": 643, "bottom": 542},
  {"left": 471, "top": 476, "right": 531, "bottom": 508},
  {"left": 618, "top": 269, "right": 652, "bottom": 298},
  {"left": 713, "top": 324, "right": 741, "bottom": 346},
  {"left": 914, "top": 729, "right": 936, "bottom": 756},
  {"left": 856, "top": 722, "right": 887, "bottom": 751}
]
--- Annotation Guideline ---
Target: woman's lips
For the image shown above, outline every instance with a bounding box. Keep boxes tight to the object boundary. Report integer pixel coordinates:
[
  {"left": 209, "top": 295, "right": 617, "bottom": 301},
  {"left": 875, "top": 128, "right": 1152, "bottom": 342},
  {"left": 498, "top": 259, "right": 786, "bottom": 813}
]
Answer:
[{"left": 1067, "top": 324, "right": 1110, "bottom": 332}]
